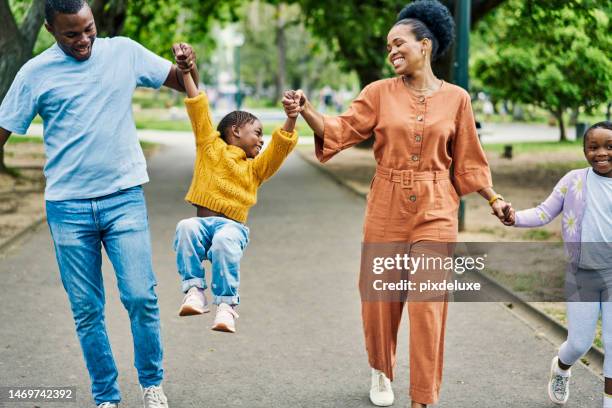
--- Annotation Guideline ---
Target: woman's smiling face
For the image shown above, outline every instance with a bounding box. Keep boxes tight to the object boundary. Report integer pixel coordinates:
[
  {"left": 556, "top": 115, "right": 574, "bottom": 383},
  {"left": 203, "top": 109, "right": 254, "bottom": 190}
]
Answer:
[{"left": 386, "top": 24, "right": 427, "bottom": 76}]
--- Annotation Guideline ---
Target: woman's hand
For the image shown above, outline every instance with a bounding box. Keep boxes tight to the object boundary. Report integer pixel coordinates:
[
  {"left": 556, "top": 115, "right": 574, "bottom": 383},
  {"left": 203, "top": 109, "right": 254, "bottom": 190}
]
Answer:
[
  {"left": 282, "top": 90, "right": 301, "bottom": 118},
  {"left": 491, "top": 199, "right": 515, "bottom": 226}
]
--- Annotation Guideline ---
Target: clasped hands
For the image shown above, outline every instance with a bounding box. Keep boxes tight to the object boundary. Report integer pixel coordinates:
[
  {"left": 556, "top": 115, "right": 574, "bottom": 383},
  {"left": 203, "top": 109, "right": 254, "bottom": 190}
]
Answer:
[{"left": 171, "top": 43, "right": 196, "bottom": 73}]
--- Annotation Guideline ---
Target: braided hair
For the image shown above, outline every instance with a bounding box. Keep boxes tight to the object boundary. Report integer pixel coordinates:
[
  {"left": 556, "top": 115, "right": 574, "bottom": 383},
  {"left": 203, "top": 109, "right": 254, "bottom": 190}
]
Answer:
[
  {"left": 395, "top": 0, "right": 455, "bottom": 61},
  {"left": 217, "top": 111, "right": 259, "bottom": 142}
]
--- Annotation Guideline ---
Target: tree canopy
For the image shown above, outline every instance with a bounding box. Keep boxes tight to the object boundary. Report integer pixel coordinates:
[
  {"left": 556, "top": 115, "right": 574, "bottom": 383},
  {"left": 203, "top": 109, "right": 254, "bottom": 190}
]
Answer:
[{"left": 473, "top": 0, "right": 612, "bottom": 140}]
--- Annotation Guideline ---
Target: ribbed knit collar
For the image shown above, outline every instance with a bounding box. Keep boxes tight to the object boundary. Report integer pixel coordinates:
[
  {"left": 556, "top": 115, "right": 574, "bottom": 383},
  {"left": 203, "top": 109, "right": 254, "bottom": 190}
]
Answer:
[{"left": 226, "top": 144, "right": 248, "bottom": 160}]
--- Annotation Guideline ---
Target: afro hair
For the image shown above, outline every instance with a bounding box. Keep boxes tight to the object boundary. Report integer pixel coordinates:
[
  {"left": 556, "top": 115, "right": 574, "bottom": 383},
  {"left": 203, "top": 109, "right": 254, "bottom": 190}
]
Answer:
[{"left": 396, "top": 0, "right": 455, "bottom": 60}]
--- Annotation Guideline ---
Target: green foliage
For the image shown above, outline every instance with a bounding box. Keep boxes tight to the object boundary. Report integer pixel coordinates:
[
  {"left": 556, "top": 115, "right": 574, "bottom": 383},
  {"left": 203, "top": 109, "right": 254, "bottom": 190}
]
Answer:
[
  {"left": 473, "top": 0, "right": 612, "bottom": 139},
  {"left": 297, "top": 0, "right": 405, "bottom": 86},
  {"left": 238, "top": 1, "right": 357, "bottom": 101}
]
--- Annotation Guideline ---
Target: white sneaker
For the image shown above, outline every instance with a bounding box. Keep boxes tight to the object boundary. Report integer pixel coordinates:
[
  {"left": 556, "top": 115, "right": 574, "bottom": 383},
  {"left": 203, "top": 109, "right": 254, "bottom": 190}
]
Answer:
[
  {"left": 548, "top": 356, "right": 570, "bottom": 404},
  {"left": 142, "top": 385, "right": 169, "bottom": 408},
  {"left": 97, "top": 403, "right": 118, "bottom": 408},
  {"left": 369, "top": 368, "right": 394, "bottom": 406},
  {"left": 178, "top": 287, "right": 209, "bottom": 316},
  {"left": 212, "top": 303, "right": 239, "bottom": 333}
]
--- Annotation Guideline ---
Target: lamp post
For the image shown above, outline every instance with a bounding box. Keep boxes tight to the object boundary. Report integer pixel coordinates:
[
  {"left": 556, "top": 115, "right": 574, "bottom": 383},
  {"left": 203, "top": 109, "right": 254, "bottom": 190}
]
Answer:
[
  {"left": 233, "top": 32, "right": 245, "bottom": 110},
  {"left": 454, "top": 0, "right": 471, "bottom": 232}
]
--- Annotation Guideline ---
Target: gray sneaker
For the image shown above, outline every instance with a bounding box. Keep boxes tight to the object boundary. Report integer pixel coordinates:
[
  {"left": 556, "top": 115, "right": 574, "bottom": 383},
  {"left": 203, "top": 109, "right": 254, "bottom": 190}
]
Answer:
[
  {"left": 97, "top": 403, "right": 118, "bottom": 408},
  {"left": 142, "top": 385, "right": 168, "bottom": 408},
  {"left": 548, "top": 356, "right": 570, "bottom": 404}
]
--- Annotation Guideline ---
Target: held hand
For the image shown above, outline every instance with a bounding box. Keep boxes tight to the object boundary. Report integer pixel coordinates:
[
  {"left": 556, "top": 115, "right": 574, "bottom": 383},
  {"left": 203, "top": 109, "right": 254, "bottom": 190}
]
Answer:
[
  {"left": 282, "top": 90, "right": 301, "bottom": 118},
  {"left": 491, "top": 200, "right": 514, "bottom": 225},
  {"left": 172, "top": 42, "right": 196, "bottom": 73},
  {"left": 502, "top": 206, "right": 516, "bottom": 226}
]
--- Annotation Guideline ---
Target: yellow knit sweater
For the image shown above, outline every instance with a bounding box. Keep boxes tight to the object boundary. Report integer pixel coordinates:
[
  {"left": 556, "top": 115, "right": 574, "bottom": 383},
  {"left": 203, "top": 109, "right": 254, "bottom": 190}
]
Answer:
[{"left": 183, "top": 92, "right": 298, "bottom": 223}]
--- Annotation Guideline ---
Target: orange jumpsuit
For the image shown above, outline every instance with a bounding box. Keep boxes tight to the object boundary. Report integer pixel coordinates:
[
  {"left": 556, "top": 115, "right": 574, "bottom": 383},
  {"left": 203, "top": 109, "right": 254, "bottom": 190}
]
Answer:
[{"left": 315, "top": 77, "right": 492, "bottom": 404}]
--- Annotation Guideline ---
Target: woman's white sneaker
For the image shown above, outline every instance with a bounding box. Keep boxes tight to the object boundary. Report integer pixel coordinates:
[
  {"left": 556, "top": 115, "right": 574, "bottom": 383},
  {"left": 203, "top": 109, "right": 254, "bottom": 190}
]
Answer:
[
  {"left": 212, "top": 303, "right": 239, "bottom": 333},
  {"left": 548, "top": 356, "right": 570, "bottom": 404},
  {"left": 370, "top": 368, "right": 394, "bottom": 406}
]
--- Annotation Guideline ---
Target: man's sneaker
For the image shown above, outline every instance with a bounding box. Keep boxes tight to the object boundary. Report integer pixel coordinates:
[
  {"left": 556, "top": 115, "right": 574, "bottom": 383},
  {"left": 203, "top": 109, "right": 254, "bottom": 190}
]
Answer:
[
  {"left": 178, "top": 287, "right": 209, "bottom": 316},
  {"left": 369, "top": 368, "right": 394, "bottom": 406},
  {"left": 97, "top": 403, "right": 118, "bottom": 408},
  {"left": 142, "top": 385, "right": 169, "bottom": 408},
  {"left": 548, "top": 356, "right": 570, "bottom": 404},
  {"left": 212, "top": 303, "right": 238, "bottom": 333}
]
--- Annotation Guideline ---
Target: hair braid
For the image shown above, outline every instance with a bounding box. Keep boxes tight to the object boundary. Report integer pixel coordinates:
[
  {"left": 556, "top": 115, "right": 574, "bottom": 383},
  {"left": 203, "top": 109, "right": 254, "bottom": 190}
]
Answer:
[{"left": 217, "top": 111, "right": 259, "bottom": 142}]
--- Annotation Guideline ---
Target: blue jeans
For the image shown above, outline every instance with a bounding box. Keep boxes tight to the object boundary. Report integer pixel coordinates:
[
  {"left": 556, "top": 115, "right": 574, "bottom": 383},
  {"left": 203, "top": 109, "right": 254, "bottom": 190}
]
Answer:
[
  {"left": 174, "top": 216, "right": 249, "bottom": 305},
  {"left": 46, "top": 186, "right": 163, "bottom": 405}
]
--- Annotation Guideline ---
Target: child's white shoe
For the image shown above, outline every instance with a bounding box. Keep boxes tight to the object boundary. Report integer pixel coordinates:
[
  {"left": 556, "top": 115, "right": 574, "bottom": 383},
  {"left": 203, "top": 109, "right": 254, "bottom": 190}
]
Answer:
[
  {"left": 369, "top": 368, "right": 394, "bottom": 406},
  {"left": 178, "top": 287, "right": 210, "bottom": 316},
  {"left": 212, "top": 303, "right": 238, "bottom": 333},
  {"left": 548, "top": 356, "right": 570, "bottom": 404}
]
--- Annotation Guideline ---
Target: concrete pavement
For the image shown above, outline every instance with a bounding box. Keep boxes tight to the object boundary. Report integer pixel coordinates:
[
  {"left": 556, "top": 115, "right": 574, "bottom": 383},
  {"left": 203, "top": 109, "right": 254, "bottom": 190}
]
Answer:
[{"left": 0, "top": 142, "right": 602, "bottom": 407}]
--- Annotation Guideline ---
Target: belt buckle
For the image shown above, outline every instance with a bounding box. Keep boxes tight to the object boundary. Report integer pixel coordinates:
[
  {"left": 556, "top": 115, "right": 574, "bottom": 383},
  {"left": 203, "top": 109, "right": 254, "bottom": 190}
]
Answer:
[{"left": 401, "top": 170, "right": 413, "bottom": 189}]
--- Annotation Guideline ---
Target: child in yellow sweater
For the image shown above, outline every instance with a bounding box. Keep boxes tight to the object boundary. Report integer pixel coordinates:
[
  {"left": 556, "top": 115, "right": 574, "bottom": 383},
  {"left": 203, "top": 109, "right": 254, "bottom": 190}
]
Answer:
[{"left": 173, "top": 49, "right": 298, "bottom": 333}]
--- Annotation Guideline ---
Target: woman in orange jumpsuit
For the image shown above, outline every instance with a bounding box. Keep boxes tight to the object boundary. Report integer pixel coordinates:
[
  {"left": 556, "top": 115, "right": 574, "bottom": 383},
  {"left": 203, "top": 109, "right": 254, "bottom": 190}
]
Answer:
[{"left": 283, "top": 1, "right": 511, "bottom": 407}]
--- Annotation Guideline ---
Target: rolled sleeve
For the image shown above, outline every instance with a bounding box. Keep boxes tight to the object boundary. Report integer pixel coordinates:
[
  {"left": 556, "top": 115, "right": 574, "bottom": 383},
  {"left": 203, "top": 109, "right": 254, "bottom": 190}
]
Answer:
[
  {"left": 452, "top": 93, "right": 492, "bottom": 195},
  {"left": 314, "top": 84, "right": 377, "bottom": 163}
]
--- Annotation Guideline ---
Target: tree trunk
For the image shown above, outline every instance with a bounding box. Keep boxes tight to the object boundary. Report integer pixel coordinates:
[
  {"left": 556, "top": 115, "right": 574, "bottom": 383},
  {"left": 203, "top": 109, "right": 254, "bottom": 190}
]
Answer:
[
  {"left": 553, "top": 108, "right": 567, "bottom": 142},
  {"left": 275, "top": 3, "right": 287, "bottom": 102},
  {"left": 90, "top": 0, "right": 128, "bottom": 37},
  {"left": 0, "top": 0, "right": 45, "bottom": 174}
]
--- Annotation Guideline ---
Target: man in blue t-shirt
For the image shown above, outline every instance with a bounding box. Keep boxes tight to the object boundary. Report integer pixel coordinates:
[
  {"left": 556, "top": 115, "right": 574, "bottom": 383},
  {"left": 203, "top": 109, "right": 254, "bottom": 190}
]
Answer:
[{"left": 0, "top": 1, "right": 198, "bottom": 407}]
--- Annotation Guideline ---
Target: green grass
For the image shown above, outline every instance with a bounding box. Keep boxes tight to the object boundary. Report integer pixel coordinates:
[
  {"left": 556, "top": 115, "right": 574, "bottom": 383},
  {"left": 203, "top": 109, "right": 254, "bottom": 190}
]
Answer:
[
  {"left": 521, "top": 229, "right": 554, "bottom": 241},
  {"left": 7, "top": 136, "right": 43, "bottom": 144},
  {"left": 7, "top": 135, "right": 157, "bottom": 151},
  {"left": 135, "top": 117, "right": 315, "bottom": 136},
  {"left": 483, "top": 139, "right": 583, "bottom": 154}
]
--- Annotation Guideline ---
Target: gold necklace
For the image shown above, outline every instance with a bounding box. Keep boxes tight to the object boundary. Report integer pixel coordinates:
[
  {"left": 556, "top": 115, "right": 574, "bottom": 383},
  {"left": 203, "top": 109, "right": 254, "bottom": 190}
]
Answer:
[{"left": 402, "top": 76, "right": 441, "bottom": 94}]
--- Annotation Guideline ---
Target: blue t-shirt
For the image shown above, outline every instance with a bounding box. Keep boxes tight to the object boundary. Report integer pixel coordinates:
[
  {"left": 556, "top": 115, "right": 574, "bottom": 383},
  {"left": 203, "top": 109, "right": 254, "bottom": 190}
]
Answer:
[
  {"left": 0, "top": 37, "right": 172, "bottom": 201},
  {"left": 579, "top": 168, "right": 612, "bottom": 269}
]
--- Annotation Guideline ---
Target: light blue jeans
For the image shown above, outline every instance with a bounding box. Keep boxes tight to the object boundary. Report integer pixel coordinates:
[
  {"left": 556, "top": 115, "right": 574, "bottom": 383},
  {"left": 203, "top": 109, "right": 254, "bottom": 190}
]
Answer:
[
  {"left": 559, "top": 268, "right": 612, "bottom": 377},
  {"left": 174, "top": 216, "right": 249, "bottom": 305},
  {"left": 46, "top": 186, "right": 163, "bottom": 405}
]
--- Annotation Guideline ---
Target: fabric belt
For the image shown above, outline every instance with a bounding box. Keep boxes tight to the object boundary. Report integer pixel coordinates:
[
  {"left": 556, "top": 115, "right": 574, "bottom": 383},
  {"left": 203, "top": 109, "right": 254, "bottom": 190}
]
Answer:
[{"left": 375, "top": 166, "right": 450, "bottom": 189}]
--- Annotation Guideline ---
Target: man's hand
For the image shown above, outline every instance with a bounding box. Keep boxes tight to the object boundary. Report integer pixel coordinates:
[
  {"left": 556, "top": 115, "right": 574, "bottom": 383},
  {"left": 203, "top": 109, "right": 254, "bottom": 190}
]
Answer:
[{"left": 172, "top": 43, "right": 196, "bottom": 73}]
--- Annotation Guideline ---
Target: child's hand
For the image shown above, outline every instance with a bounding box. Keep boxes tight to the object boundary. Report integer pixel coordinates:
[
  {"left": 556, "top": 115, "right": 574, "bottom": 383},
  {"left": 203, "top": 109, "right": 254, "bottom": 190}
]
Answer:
[
  {"left": 492, "top": 200, "right": 515, "bottom": 226},
  {"left": 172, "top": 43, "right": 196, "bottom": 73},
  {"left": 282, "top": 90, "right": 304, "bottom": 118}
]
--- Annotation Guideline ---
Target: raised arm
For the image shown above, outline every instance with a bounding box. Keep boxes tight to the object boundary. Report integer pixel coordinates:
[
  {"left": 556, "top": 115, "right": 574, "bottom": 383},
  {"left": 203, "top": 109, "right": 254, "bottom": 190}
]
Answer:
[
  {"left": 283, "top": 85, "right": 377, "bottom": 163},
  {"left": 163, "top": 43, "right": 200, "bottom": 93},
  {"left": 253, "top": 92, "right": 299, "bottom": 183},
  {"left": 173, "top": 46, "right": 215, "bottom": 145}
]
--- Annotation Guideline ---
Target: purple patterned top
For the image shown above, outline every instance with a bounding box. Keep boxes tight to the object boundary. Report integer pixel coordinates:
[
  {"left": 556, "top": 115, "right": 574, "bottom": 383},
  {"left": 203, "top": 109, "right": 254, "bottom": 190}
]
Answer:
[{"left": 514, "top": 168, "right": 588, "bottom": 265}]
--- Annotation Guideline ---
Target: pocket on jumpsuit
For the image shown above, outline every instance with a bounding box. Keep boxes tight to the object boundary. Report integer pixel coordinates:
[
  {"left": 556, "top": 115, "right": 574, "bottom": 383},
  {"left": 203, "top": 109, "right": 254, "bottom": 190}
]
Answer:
[
  {"left": 427, "top": 180, "right": 459, "bottom": 241},
  {"left": 363, "top": 176, "right": 391, "bottom": 241}
]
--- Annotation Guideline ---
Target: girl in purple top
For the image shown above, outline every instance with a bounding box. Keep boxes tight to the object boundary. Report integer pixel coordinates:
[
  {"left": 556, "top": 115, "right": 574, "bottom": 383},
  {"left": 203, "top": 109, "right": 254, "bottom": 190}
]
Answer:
[{"left": 506, "top": 121, "right": 612, "bottom": 407}]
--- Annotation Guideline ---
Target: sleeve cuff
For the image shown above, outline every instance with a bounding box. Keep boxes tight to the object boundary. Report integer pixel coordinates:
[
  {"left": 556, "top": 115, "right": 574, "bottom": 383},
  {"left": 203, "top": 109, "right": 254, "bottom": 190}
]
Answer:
[
  {"left": 453, "top": 168, "right": 492, "bottom": 196},
  {"left": 272, "top": 127, "right": 298, "bottom": 142},
  {"left": 184, "top": 92, "right": 207, "bottom": 105}
]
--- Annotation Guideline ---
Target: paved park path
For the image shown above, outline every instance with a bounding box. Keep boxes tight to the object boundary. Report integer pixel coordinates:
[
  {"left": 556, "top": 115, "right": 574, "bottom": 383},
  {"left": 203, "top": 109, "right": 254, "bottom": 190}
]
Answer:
[{"left": 0, "top": 140, "right": 602, "bottom": 407}]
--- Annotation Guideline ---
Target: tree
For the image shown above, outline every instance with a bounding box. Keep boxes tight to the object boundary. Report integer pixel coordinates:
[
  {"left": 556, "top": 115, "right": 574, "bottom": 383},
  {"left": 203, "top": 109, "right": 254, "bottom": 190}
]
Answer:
[
  {"left": 473, "top": 0, "right": 612, "bottom": 141},
  {"left": 296, "top": 0, "right": 505, "bottom": 88},
  {"left": 0, "top": 0, "right": 45, "bottom": 173}
]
